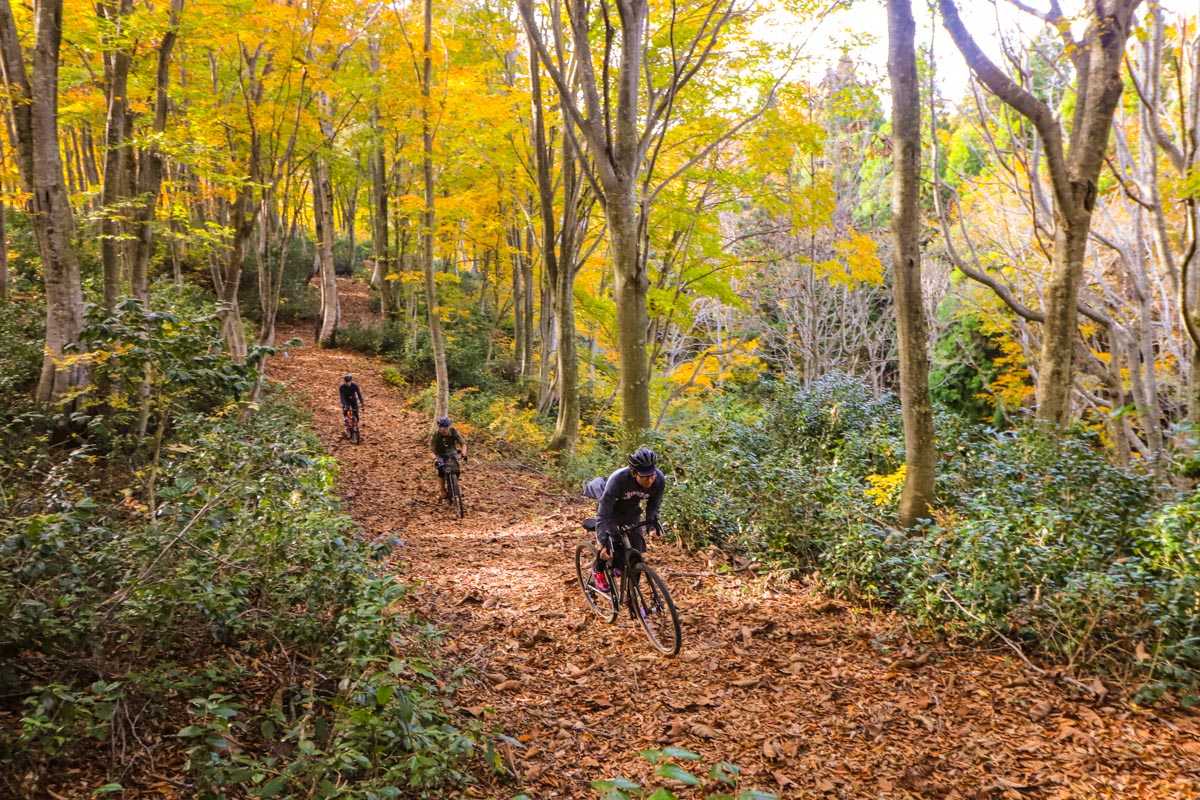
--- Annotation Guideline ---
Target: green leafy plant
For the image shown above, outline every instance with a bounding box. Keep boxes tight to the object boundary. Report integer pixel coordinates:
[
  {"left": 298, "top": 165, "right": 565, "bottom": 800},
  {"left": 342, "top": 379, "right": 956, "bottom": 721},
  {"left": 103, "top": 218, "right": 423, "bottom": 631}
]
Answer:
[{"left": 591, "top": 749, "right": 779, "bottom": 800}]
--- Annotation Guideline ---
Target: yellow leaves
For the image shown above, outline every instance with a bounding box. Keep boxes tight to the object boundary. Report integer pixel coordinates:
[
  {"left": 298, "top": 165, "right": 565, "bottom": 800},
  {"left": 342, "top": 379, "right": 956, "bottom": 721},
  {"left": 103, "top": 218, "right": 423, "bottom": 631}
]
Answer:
[
  {"left": 833, "top": 231, "right": 883, "bottom": 285},
  {"left": 668, "top": 340, "right": 763, "bottom": 391},
  {"left": 864, "top": 465, "right": 906, "bottom": 508}
]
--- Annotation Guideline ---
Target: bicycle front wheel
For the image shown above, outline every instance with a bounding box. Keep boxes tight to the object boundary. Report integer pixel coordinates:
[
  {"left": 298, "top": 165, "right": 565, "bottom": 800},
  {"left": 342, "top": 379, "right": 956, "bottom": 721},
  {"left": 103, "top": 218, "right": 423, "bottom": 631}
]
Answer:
[
  {"left": 451, "top": 474, "right": 465, "bottom": 518},
  {"left": 352, "top": 422, "right": 361, "bottom": 444},
  {"left": 574, "top": 542, "right": 618, "bottom": 622},
  {"left": 629, "top": 563, "right": 681, "bottom": 655}
]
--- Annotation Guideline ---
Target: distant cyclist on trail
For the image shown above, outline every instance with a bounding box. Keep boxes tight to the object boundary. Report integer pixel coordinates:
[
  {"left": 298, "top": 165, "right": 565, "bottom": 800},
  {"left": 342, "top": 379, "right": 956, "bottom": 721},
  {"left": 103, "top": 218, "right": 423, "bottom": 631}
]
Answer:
[
  {"left": 589, "top": 448, "right": 665, "bottom": 593},
  {"left": 431, "top": 417, "right": 468, "bottom": 498},
  {"left": 339, "top": 374, "right": 365, "bottom": 421}
]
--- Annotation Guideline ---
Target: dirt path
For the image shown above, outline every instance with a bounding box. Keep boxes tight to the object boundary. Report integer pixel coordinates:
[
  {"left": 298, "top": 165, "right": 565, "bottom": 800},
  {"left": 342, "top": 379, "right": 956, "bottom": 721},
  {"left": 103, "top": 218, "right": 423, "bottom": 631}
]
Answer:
[{"left": 269, "top": 279, "right": 1199, "bottom": 799}]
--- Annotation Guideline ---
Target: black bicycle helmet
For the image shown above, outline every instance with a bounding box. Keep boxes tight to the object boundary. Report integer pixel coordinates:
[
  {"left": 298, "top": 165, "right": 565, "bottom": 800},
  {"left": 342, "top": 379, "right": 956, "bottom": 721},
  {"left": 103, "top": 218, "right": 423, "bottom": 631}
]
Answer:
[
  {"left": 343, "top": 374, "right": 353, "bottom": 381},
  {"left": 437, "top": 417, "right": 451, "bottom": 428},
  {"left": 628, "top": 447, "right": 658, "bottom": 475}
]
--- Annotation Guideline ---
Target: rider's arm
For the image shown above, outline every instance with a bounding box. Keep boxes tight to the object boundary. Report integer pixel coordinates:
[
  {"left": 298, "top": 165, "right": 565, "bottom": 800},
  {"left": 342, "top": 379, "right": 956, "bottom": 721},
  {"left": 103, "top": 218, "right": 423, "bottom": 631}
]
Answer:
[
  {"left": 595, "top": 469, "right": 625, "bottom": 534},
  {"left": 355, "top": 383, "right": 365, "bottom": 406},
  {"left": 645, "top": 472, "right": 665, "bottom": 521},
  {"left": 454, "top": 429, "right": 467, "bottom": 456}
]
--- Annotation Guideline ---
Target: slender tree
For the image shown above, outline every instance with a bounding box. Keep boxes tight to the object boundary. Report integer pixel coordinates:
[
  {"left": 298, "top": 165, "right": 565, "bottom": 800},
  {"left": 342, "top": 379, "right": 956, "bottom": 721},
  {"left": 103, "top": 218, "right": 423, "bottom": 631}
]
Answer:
[
  {"left": 420, "top": 0, "right": 449, "bottom": 417},
  {"left": 888, "top": 0, "right": 935, "bottom": 527},
  {"left": 518, "top": 0, "right": 741, "bottom": 438},
  {"left": 0, "top": 0, "right": 87, "bottom": 401}
]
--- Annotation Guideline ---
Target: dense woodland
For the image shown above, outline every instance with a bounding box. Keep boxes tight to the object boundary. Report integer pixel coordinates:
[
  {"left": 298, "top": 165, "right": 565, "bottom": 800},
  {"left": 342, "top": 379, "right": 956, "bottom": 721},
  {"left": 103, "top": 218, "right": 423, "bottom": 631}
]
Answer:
[{"left": 1, "top": 0, "right": 1199, "bottom": 796}]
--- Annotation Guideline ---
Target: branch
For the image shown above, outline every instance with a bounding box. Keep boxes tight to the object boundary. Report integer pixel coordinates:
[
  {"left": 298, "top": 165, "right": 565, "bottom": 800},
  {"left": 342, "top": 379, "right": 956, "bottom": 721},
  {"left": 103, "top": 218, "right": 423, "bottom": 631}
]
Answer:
[
  {"left": 936, "top": 584, "right": 1103, "bottom": 698},
  {"left": 939, "top": 0, "right": 1074, "bottom": 214}
]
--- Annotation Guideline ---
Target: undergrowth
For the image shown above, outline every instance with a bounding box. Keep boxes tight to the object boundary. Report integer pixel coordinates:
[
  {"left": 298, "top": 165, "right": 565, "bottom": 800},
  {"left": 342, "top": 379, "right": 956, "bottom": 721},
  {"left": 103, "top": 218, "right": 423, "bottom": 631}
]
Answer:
[{"left": 0, "top": 292, "right": 479, "bottom": 797}]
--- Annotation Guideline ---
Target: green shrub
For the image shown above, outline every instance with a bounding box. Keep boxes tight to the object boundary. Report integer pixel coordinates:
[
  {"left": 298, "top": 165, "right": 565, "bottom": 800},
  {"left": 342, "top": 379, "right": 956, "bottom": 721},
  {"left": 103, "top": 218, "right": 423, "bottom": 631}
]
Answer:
[
  {"left": 338, "top": 319, "right": 406, "bottom": 355},
  {"left": 0, "top": 296, "right": 44, "bottom": 397}
]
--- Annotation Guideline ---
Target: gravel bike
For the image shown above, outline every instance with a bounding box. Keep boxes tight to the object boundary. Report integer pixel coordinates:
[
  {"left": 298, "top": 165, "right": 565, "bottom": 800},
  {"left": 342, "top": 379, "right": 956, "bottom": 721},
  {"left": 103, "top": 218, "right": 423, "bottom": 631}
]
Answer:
[
  {"left": 575, "top": 519, "right": 681, "bottom": 655},
  {"left": 439, "top": 451, "right": 465, "bottom": 518},
  {"left": 342, "top": 407, "right": 361, "bottom": 444}
]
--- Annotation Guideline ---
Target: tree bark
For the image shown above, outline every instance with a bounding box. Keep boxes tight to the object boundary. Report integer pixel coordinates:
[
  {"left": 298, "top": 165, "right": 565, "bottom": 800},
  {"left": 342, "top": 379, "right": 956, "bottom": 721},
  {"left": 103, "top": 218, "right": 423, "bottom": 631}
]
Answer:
[
  {"left": 129, "top": 0, "right": 183, "bottom": 304},
  {"left": 0, "top": 0, "right": 87, "bottom": 401},
  {"left": 888, "top": 0, "right": 935, "bottom": 527},
  {"left": 421, "top": 0, "right": 449, "bottom": 417},
  {"left": 313, "top": 154, "right": 340, "bottom": 345},
  {"left": 98, "top": 0, "right": 133, "bottom": 311},
  {"left": 370, "top": 107, "right": 390, "bottom": 318}
]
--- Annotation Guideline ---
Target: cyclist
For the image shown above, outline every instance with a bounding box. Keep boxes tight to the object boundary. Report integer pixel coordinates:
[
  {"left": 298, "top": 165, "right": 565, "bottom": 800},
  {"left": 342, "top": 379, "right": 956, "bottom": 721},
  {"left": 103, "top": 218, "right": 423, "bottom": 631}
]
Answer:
[
  {"left": 339, "top": 374, "right": 365, "bottom": 428},
  {"left": 431, "top": 417, "right": 468, "bottom": 498},
  {"left": 591, "top": 447, "right": 665, "bottom": 593}
]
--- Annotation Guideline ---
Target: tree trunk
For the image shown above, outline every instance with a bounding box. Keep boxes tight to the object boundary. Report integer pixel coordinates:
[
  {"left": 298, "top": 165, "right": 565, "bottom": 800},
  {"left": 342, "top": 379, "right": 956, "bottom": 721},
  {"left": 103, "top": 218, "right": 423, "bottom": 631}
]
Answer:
[
  {"left": 0, "top": 193, "right": 7, "bottom": 302},
  {"left": 422, "top": 0, "right": 449, "bottom": 417},
  {"left": 129, "top": 0, "right": 182, "bottom": 304},
  {"left": 889, "top": 0, "right": 935, "bottom": 528},
  {"left": 0, "top": 0, "right": 87, "bottom": 401},
  {"left": 609, "top": 186, "right": 652, "bottom": 435},
  {"left": 370, "top": 114, "right": 390, "bottom": 318},
  {"left": 511, "top": 225, "right": 526, "bottom": 374},
  {"left": 98, "top": 0, "right": 133, "bottom": 311},
  {"left": 312, "top": 156, "right": 339, "bottom": 345}
]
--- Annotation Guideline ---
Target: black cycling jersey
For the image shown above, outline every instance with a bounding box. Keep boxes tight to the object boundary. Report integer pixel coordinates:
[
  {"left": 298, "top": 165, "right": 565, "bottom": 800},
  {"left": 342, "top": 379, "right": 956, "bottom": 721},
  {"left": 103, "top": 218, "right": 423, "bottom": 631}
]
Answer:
[
  {"left": 339, "top": 381, "right": 364, "bottom": 408},
  {"left": 431, "top": 427, "right": 466, "bottom": 459},
  {"left": 595, "top": 466, "right": 664, "bottom": 539}
]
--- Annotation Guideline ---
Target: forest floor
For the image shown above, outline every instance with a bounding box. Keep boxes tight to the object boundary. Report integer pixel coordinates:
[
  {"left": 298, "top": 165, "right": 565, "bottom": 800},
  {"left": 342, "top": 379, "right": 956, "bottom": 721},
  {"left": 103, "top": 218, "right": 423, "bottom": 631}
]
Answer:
[{"left": 268, "top": 278, "right": 1200, "bottom": 800}]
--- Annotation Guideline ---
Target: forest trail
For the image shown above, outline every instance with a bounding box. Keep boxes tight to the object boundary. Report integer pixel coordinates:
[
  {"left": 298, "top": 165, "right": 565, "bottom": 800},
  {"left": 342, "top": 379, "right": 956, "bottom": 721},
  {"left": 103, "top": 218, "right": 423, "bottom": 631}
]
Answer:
[{"left": 269, "top": 279, "right": 1199, "bottom": 799}]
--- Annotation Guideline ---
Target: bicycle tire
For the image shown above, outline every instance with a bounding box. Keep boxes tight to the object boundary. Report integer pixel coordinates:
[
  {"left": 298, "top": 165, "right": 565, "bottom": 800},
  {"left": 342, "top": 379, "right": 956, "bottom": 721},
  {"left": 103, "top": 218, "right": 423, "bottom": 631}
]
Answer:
[
  {"left": 352, "top": 422, "right": 361, "bottom": 444},
  {"left": 574, "top": 542, "right": 618, "bottom": 622},
  {"left": 451, "top": 473, "right": 465, "bottom": 518},
  {"left": 629, "top": 563, "right": 682, "bottom": 656}
]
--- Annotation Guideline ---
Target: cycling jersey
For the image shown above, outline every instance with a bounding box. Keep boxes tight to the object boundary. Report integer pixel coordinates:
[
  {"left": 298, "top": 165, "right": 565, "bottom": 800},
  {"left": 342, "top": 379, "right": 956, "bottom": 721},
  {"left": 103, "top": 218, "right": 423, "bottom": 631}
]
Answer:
[
  {"left": 339, "top": 382, "right": 364, "bottom": 408},
  {"left": 431, "top": 427, "right": 466, "bottom": 459},
  {"left": 595, "top": 466, "right": 664, "bottom": 541}
]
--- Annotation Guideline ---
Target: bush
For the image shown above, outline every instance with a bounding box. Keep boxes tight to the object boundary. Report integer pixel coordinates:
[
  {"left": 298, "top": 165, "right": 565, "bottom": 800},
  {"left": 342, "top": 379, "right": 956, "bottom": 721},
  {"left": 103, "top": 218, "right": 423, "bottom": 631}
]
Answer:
[{"left": 660, "top": 373, "right": 900, "bottom": 561}]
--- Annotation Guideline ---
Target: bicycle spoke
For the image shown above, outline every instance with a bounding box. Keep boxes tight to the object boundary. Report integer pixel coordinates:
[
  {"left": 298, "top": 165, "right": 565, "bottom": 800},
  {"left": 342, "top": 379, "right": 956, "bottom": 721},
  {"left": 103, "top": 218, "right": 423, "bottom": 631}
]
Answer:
[
  {"left": 630, "top": 563, "right": 681, "bottom": 655},
  {"left": 575, "top": 542, "right": 618, "bottom": 623}
]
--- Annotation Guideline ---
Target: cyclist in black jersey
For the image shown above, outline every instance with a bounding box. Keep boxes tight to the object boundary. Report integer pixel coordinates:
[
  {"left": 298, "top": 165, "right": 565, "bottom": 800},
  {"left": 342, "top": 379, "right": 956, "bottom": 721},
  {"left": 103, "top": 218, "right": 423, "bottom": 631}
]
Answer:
[
  {"left": 591, "top": 447, "right": 664, "bottom": 592},
  {"left": 431, "top": 417, "right": 468, "bottom": 497},
  {"left": 339, "top": 374, "right": 365, "bottom": 421}
]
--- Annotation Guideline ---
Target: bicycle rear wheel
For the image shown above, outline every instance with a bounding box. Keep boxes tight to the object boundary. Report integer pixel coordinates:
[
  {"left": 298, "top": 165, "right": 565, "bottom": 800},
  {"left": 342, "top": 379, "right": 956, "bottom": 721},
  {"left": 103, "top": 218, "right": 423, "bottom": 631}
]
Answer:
[
  {"left": 629, "top": 563, "right": 681, "bottom": 655},
  {"left": 574, "top": 542, "right": 618, "bottom": 622}
]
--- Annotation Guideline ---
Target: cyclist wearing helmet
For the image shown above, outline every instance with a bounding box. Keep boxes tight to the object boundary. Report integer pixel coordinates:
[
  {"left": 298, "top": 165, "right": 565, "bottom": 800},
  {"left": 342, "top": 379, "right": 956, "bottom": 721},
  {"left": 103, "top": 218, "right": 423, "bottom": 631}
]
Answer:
[
  {"left": 431, "top": 417, "right": 468, "bottom": 498},
  {"left": 339, "top": 374, "right": 365, "bottom": 421},
  {"left": 591, "top": 447, "right": 665, "bottom": 592}
]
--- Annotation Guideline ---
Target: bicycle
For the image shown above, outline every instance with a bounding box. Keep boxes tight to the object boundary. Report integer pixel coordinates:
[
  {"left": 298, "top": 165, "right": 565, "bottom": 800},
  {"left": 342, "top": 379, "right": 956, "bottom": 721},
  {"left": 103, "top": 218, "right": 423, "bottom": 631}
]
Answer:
[
  {"left": 439, "top": 451, "right": 465, "bottom": 518},
  {"left": 574, "top": 519, "right": 681, "bottom": 656},
  {"left": 342, "top": 406, "right": 361, "bottom": 444}
]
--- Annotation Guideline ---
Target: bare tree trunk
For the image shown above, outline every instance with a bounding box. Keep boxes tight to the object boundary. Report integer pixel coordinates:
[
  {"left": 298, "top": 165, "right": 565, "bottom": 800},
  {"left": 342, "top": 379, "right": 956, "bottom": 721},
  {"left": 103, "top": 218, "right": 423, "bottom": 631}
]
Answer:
[
  {"left": 422, "top": 0, "right": 449, "bottom": 417},
  {"left": 889, "top": 0, "right": 935, "bottom": 528},
  {"left": 0, "top": 0, "right": 86, "bottom": 400},
  {"left": 129, "top": 0, "right": 182, "bottom": 304},
  {"left": 511, "top": 225, "right": 526, "bottom": 374},
  {"left": 524, "top": 222, "right": 536, "bottom": 377},
  {"left": 98, "top": 0, "right": 133, "bottom": 311},
  {"left": 0, "top": 191, "right": 7, "bottom": 302},
  {"left": 313, "top": 155, "right": 339, "bottom": 345},
  {"left": 370, "top": 110, "right": 390, "bottom": 318}
]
